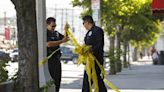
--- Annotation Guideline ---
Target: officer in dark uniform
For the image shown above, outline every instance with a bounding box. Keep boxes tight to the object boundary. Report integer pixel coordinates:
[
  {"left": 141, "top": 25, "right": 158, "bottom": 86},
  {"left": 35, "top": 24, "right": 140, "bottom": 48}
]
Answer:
[
  {"left": 46, "top": 17, "right": 68, "bottom": 92},
  {"left": 82, "top": 15, "right": 107, "bottom": 92}
]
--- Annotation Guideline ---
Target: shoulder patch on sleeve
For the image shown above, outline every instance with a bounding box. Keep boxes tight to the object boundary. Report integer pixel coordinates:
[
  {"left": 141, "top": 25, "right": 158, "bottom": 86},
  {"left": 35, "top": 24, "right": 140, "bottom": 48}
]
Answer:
[{"left": 88, "top": 31, "right": 92, "bottom": 36}]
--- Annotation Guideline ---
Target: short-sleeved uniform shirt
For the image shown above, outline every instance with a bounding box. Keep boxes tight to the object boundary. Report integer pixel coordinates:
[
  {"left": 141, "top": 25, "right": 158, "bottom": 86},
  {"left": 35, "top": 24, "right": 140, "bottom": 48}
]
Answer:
[
  {"left": 47, "top": 30, "right": 64, "bottom": 57},
  {"left": 84, "top": 25, "right": 104, "bottom": 64}
]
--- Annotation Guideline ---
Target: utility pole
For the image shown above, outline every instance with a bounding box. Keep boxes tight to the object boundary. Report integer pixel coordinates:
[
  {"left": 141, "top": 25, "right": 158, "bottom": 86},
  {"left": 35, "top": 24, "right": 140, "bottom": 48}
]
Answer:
[
  {"left": 36, "top": 0, "right": 55, "bottom": 92},
  {"left": 4, "top": 11, "right": 6, "bottom": 27},
  {"left": 91, "top": 0, "right": 100, "bottom": 26},
  {"left": 61, "top": 8, "right": 63, "bottom": 32},
  {"left": 72, "top": 9, "right": 74, "bottom": 32},
  {"left": 54, "top": 4, "right": 57, "bottom": 18},
  {"left": 66, "top": 8, "right": 68, "bottom": 22}
]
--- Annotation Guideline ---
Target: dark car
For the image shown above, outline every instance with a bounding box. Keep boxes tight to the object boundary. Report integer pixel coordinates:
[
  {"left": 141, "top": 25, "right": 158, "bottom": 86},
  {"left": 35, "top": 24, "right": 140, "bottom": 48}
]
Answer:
[
  {"left": 60, "top": 46, "right": 78, "bottom": 64},
  {"left": 152, "top": 51, "right": 164, "bottom": 65},
  {"left": 0, "top": 50, "right": 10, "bottom": 61}
]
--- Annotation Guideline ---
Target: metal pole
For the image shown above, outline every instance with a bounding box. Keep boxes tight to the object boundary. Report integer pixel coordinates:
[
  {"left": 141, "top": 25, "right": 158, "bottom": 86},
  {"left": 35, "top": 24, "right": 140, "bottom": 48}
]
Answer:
[
  {"left": 91, "top": 0, "right": 100, "bottom": 26},
  {"left": 4, "top": 11, "right": 6, "bottom": 27},
  {"left": 36, "top": 0, "right": 55, "bottom": 92},
  {"left": 61, "top": 8, "right": 63, "bottom": 32}
]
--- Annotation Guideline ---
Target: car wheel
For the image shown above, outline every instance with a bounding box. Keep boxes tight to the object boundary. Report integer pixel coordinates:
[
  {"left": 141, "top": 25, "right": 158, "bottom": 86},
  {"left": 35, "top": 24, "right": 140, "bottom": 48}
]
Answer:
[
  {"left": 62, "top": 60, "right": 68, "bottom": 64},
  {"left": 72, "top": 57, "right": 78, "bottom": 64}
]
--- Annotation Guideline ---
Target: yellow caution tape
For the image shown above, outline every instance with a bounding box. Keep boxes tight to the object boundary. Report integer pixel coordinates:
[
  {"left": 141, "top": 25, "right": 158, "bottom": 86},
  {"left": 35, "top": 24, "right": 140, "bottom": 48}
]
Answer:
[
  {"left": 39, "top": 48, "right": 60, "bottom": 67},
  {"left": 104, "top": 79, "right": 120, "bottom": 92},
  {"left": 38, "top": 23, "right": 120, "bottom": 92},
  {"left": 65, "top": 25, "right": 120, "bottom": 92}
]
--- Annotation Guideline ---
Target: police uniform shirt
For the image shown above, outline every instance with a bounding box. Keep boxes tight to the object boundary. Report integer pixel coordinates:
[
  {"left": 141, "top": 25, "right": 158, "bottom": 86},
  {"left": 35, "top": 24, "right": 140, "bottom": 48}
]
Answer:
[
  {"left": 47, "top": 30, "right": 64, "bottom": 56},
  {"left": 84, "top": 25, "right": 104, "bottom": 59}
]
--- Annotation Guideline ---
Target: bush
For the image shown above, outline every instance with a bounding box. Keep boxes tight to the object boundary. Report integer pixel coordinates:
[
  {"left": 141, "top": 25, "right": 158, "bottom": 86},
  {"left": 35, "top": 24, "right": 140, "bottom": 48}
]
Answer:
[{"left": 0, "top": 60, "right": 8, "bottom": 83}]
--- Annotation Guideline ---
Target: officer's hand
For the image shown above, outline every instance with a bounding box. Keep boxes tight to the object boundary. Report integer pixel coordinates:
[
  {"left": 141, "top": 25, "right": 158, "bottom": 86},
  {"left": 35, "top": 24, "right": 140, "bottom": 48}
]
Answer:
[
  {"left": 64, "top": 23, "right": 70, "bottom": 36},
  {"left": 82, "top": 62, "right": 86, "bottom": 65},
  {"left": 101, "top": 73, "right": 105, "bottom": 79},
  {"left": 62, "top": 36, "right": 69, "bottom": 43},
  {"left": 64, "top": 23, "right": 70, "bottom": 31}
]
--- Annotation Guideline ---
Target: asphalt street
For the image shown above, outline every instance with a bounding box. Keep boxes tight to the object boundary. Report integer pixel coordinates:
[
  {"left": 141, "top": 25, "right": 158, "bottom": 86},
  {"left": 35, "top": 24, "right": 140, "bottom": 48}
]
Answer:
[
  {"left": 60, "top": 57, "right": 164, "bottom": 92},
  {"left": 6, "top": 57, "right": 164, "bottom": 92}
]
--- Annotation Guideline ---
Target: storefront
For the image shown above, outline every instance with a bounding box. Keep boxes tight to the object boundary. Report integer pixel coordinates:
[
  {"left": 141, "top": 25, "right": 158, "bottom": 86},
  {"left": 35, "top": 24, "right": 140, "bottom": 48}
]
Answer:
[
  {"left": 152, "top": 0, "right": 164, "bottom": 14},
  {"left": 152, "top": 0, "right": 164, "bottom": 65}
]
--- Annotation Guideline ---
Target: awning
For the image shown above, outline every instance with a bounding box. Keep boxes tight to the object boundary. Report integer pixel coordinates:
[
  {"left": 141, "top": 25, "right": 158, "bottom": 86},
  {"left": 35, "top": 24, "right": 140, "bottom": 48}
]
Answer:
[{"left": 152, "top": 0, "right": 164, "bottom": 14}]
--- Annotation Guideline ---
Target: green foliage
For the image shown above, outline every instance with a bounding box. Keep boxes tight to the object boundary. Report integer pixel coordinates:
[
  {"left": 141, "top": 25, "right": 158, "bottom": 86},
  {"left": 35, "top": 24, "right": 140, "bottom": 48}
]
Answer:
[
  {"left": 40, "top": 80, "right": 55, "bottom": 92},
  {"left": 108, "top": 47, "right": 123, "bottom": 74},
  {"left": 72, "top": 0, "right": 163, "bottom": 46},
  {"left": 108, "top": 0, "right": 161, "bottom": 46},
  {"left": 72, "top": 0, "right": 163, "bottom": 71},
  {"left": 115, "top": 48, "right": 123, "bottom": 72},
  {"left": 72, "top": 0, "right": 92, "bottom": 16},
  {"left": 126, "top": 18, "right": 162, "bottom": 49},
  {"left": 10, "top": 71, "right": 19, "bottom": 92},
  {"left": 0, "top": 60, "right": 8, "bottom": 83}
]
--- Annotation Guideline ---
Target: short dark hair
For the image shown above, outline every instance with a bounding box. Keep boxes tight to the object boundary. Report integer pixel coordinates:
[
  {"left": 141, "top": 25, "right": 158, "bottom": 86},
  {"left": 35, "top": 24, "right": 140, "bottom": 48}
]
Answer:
[
  {"left": 82, "top": 15, "right": 94, "bottom": 24},
  {"left": 46, "top": 17, "right": 56, "bottom": 24}
]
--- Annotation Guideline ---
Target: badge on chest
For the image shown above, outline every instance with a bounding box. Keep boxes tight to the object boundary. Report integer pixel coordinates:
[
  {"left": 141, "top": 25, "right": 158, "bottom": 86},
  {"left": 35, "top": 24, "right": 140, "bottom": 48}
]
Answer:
[
  {"left": 88, "top": 31, "right": 92, "bottom": 36},
  {"left": 51, "top": 37, "right": 55, "bottom": 40},
  {"left": 50, "top": 31, "right": 59, "bottom": 40}
]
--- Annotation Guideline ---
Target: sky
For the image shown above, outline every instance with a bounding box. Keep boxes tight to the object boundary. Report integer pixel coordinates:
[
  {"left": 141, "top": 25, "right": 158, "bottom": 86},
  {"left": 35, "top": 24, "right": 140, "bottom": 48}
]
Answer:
[
  {"left": 0, "top": 0, "right": 16, "bottom": 17},
  {"left": 0, "top": 0, "right": 78, "bottom": 18},
  {"left": 0, "top": 0, "right": 110, "bottom": 49},
  {"left": 0, "top": 0, "right": 85, "bottom": 43}
]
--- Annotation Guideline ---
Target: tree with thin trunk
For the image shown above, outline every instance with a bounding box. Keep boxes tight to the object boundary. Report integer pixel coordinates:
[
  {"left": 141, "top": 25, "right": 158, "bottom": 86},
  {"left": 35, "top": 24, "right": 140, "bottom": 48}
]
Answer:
[
  {"left": 11, "top": 0, "right": 39, "bottom": 92},
  {"left": 116, "top": 31, "right": 122, "bottom": 72},
  {"left": 72, "top": 0, "right": 163, "bottom": 72},
  {"left": 109, "top": 36, "right": 116, "bottom": 74}
]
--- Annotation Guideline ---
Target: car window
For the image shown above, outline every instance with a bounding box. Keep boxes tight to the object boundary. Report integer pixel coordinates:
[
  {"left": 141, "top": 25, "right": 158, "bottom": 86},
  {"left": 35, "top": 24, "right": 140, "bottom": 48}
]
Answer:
[
  {"left": 11, "top": 48, "right": 18, "bottom": 53},
  {"left": 61, "top": 47, "right": 72, "bottom": 53},
  {"left": 0, "top": 51, "right": 5, "bottom": 55}
]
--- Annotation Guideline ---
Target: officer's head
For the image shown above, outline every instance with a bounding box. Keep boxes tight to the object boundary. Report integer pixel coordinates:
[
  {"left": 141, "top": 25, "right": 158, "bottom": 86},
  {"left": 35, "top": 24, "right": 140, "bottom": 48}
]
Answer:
[
  {"left": 46, "top": 17, "right": 56, "bottom": 31},
  {"left": 82, "top": 15, "right": 95, "bottom": 30}
]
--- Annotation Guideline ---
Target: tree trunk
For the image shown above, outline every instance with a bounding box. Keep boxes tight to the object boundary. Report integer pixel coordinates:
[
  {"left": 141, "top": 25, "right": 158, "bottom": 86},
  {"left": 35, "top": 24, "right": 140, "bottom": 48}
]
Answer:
[
  {"left": 116, "top": 31, "right": 122, "bottom": 72},
  {"left": 133, "top": 47, "right": 138, "bottom": 61},
  {"left": 11, "top": 0, "right": 39, "bottom": 92},
  {"left": 123, "top": 40, "right": 128, "bottom": 68},
  {"left": 109, "top": 36, "right": 116, "bottom": 75}
]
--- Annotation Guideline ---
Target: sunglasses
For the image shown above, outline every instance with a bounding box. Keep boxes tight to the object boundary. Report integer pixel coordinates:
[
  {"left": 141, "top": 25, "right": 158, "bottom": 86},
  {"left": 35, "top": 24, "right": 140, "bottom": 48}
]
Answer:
[
  {"left": 83, "top": 21, "right": 87, "bottom": 25},
  {"left": 51, "top": 24, "right": 56, "bottom": 27}
]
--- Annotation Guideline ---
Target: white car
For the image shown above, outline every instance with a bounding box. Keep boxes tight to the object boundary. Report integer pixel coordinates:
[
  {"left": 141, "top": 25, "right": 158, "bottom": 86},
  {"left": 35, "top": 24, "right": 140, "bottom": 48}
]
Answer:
[{"left": 9, "top": 48, "right": 18, "bottom": 62}]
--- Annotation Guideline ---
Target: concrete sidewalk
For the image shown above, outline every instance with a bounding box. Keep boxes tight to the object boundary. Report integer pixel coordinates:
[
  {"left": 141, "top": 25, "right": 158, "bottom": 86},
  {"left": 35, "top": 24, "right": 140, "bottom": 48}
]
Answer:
[
  {"left": 60, "top": 57, "right": 164, "bottom": 92},
  {"left": 107, "top": 62, "right": 164, "bottom": 91}
]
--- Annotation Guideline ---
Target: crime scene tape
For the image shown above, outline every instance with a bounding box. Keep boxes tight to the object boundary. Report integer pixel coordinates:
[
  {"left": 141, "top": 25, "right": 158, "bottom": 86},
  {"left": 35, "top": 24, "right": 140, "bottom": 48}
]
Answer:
[
  {"left": 39, "top": 48, "right": 60, "bottom": 67},
  {"left": 66, "top": 24, "right": 120, "bottom": 92},
  {"left": 38, "top": 23, "right": 120, "bottom": 92}
]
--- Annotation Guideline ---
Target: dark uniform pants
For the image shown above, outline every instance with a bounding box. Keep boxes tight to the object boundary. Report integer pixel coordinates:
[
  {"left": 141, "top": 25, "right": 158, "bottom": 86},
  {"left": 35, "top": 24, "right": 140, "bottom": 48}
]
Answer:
[
  {"left": 48, "top": 55, "right": 61, "bottom": 92},
  {"left": 82, "top": 60, "right": 107, "bottom": 92}
]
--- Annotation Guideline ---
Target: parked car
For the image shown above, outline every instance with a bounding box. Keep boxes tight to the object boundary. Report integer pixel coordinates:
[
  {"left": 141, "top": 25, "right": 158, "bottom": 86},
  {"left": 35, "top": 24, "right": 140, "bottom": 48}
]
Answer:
[
  {"left": 152, "top": 51, "right": 164, "bottom": 65},
  {"left": 60, "top": 46, "right": 78, "bottom": 64},
  {"left": 9, "top": 48, "right": 18, "bottom": 62},
  {"left": 0, "top": 50, "right": 10, "bottom": 61}
]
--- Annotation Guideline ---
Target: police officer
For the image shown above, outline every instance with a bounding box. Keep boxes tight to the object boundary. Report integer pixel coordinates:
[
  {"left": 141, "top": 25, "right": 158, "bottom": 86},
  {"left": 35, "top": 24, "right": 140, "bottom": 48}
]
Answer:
[
  {"left": 82, "top": 15, "right": 107, "bottom": 92},
  {"left": 46, "top": 17, "right": 69, "bottom": 92}
]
